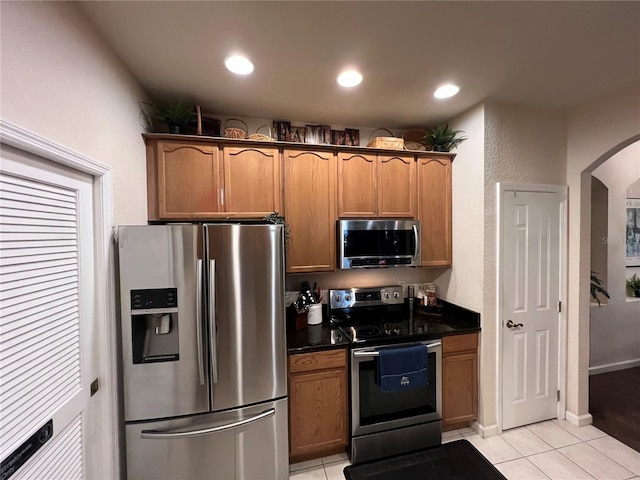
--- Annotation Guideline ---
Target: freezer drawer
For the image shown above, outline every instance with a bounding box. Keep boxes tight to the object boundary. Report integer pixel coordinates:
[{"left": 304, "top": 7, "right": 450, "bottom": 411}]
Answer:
[{"left": 125, "top": 398, "right": 288, "bottom": 480}]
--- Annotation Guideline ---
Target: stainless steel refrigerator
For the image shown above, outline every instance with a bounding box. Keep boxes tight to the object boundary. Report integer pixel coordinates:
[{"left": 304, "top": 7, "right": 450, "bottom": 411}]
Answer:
[{"left": 117, "top": 224, "right": 288, "bottom": 480}]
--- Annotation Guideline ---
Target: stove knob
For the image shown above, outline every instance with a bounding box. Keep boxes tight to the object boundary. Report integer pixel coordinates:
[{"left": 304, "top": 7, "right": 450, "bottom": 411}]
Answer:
[
  {"left": 393, "top": 291, "right": 400, "bottom": 298},
  {"left": 336, "top": 294, "right": 342, "bottom": 302},
  {"left": 384, "top": 292, "right": 390, "bottom": 298},
  {"left": 345, "top": 294, "right": 351, "bottom": 301}
]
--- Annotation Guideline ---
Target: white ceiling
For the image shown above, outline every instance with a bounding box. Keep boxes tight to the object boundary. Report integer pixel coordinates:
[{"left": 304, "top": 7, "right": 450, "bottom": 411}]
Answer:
[{"left": 77, "top": 1, "right": 640, "bottom": 129}]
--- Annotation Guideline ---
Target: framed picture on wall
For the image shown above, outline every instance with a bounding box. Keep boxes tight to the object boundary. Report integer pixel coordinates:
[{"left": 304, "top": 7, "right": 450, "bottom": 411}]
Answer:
[{"left": 626, "top": 198, "right": 640, "bottom": 267}]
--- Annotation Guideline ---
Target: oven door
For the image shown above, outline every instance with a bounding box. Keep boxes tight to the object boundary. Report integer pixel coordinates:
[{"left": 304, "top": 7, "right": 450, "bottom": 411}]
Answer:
[{"left": 351, "top": 340, "right": 442, "bottom": 437}]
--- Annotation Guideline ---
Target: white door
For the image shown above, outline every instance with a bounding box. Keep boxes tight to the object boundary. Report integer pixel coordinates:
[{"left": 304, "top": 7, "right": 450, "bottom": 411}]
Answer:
[
  {"left": 0, "top": 145, "right": 95, "bottom": 479},
  {"left": 502, "top": 190, "right": 562, "bottom": 430}
]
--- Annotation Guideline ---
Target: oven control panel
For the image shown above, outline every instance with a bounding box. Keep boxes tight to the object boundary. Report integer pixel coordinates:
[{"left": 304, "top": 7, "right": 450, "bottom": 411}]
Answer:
[{"left": 329, "top": 286, "right": 403, "bottom": 310}]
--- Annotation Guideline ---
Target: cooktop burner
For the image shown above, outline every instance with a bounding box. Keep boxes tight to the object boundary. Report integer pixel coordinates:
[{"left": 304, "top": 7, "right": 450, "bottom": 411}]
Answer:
[{"left": 351, "top": 325, "right": 382, "bottom": 338}]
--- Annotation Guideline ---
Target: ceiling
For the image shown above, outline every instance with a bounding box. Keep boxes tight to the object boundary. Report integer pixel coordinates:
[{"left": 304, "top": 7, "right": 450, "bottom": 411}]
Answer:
[{"left": 77, "top": 1, "right": 640, "bottom": 130}]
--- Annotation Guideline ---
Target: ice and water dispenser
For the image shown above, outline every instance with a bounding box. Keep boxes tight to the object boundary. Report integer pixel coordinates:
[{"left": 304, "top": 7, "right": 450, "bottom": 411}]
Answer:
[{"left": 129, "top": 288, "right": 180, "bottom": 363}]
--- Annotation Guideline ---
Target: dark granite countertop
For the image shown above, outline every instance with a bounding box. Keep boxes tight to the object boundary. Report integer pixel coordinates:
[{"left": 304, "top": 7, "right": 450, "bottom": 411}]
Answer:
[{"left": 287, "top": 299, "right": 480, "bottom": 354}]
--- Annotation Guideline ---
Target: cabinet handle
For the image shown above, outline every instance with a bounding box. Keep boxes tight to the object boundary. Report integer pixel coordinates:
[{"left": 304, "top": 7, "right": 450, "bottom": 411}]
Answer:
[{"left": 220, "top": 187, "right": 225, "bottom": 206}]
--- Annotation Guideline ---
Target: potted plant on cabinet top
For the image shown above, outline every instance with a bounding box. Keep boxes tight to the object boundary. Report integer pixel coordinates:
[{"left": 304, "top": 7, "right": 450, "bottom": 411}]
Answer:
[
  {"left": 626, "top": 273, "right": 640, "bottom": 298},
  {"left": 423, "top": 123, "right": 467, "bottom": 152},
  {"left": 142, "top": 101, "right": 196, "bottom": 134}
]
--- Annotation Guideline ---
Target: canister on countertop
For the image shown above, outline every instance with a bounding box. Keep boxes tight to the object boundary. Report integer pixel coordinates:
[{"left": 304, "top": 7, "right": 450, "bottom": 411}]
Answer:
[{"left": 425, "top": 283, "right": 437, "bottom": 306}]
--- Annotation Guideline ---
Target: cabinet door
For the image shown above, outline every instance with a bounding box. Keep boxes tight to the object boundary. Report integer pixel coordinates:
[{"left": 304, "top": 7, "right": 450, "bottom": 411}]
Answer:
[
  {"left": 417, "top": 157, "right": 452, "bottom": 266},
  {"left": 337, "top": 152, "right": 376, "bottom": 217},
  {"left": 222, "top": 146, "right": 281, "bottom": 217},
  {"left": 442, "top": 351, "right": 478, "bottom": 426},
  {"left": 378, "top": 154, "right": 416, "bottom": 218},
  {"left": 289, "top": 368, "right": 348, "bottom": 458},
  {"left": 283, "top": 149, "right": 336, "bottom": 273},
  {"left": 150, "top": 141, "right": 221, "bottom": 220}
]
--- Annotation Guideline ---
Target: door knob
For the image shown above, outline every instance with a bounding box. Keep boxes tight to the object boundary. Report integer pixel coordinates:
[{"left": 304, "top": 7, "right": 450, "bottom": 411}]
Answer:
[{"left": 506, "top": 320, "right": 524, "bottom": 328}]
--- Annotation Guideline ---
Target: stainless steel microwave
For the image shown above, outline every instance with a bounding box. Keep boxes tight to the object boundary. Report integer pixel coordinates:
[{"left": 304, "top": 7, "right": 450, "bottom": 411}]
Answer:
[{"left": 338, "top": 219, "right": 421, "bottom": 269}]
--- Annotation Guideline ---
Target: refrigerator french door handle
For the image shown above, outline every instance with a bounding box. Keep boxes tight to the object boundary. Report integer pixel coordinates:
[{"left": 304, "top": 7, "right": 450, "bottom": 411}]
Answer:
[
  {"left": 209, "top": 259, "right": 218, "bottom": 384},
  {"left": 140, "top": 408, "right": 276, "bottom": 439},
  {"left": 196, "top": 259, "right": 205, "bottom": 386}
]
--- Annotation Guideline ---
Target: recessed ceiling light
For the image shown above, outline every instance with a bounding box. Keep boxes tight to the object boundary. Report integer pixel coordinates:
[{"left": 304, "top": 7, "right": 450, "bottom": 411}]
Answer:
[
  {"left": 434, "top": 84, "right": 460, "bottom": 99},
  {"left": 225, "top": 55, "right": 254, "bottom": 75},
  {"left": 337, "top": 70, "right": 363, "bottom": 87}
]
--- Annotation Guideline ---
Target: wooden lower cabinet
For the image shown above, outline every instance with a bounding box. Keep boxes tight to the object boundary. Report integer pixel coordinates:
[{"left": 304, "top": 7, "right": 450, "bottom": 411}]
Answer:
[
  {"left": 288, "top": 349, "right": 348, "bottom": 460},
  {"left": 442, "top": 333, "right": 478, "bottom": 428}
]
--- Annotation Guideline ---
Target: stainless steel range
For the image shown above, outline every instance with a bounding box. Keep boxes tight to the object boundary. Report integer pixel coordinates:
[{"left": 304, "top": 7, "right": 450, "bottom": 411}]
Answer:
[{"left": 329, "top": 286, "right": 444, "bottom": 464}]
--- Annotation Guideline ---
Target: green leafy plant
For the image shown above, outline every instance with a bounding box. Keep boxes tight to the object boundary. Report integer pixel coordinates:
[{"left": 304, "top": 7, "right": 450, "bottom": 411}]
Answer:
[
  {"left": 263, "top": 212, "right": 290, "bottom": 249},
  {"left": 423, "top": 123, "right": 468, "bottom": 152},
  {"left": 626, "top": 273, "right": 640, "bottom": 297},
  {"left": 141, "top": 101, "right": 196, "bottom": 134},
  {"left": 590, "top": 271, "right": 610, "bottom": 305}
]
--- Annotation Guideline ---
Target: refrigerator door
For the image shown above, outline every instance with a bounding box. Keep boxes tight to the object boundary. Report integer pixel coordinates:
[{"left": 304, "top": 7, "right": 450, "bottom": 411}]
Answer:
[
  {"left": 118, "top": 225, "right": 209, "bottom": 421},
  {"left": 125, "top": 398, "right": 288, "bottom": 480},
  {"left": 205, "top": 224, "right": 287, "bottom": 411}
]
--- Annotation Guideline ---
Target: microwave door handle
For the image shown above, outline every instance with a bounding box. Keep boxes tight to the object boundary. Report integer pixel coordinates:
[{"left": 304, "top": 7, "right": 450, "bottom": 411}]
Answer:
[
  {"left": 140, "top": 409, "right": 275, "bottom": 439},
  {"left": 209, "top": 259, "right": 218, "bottom": 384},
  {"left": 413, "top": 224, "right": 420, "bottom": 261},
  {"left": 196, "top": 259, "right": 205, "bottom": 385}
]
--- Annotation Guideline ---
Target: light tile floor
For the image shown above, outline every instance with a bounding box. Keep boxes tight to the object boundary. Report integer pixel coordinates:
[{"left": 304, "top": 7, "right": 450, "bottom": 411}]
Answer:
[{"left": 289, "top": 420, "right": 640, "bottom": 480}]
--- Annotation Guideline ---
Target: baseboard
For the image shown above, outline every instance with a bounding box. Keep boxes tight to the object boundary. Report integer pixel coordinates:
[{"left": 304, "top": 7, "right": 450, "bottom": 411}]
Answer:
[
  {"left": 565, "top": 411, "right": 593, "bottom": 427},
  {"left": 473, "top": 422, "right": 498, "bottom": 438},
  {"left": 589, "top": 358, "right": 640, "bottom": 375}
]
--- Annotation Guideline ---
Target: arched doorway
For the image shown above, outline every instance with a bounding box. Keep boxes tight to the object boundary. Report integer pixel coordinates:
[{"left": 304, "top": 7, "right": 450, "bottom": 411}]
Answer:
[{"left": 586, "top": 139, "right": 640, "bottom": 451}]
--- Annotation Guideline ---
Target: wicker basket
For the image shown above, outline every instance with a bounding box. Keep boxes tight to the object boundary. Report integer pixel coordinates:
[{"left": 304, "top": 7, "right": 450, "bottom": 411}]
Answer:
[
  {"left": 248, "top": 124, "right": 275, "bottom": 142},
  {"left": 366, "top": 128, "right": 405, "bottom": 150},
  {"left": 404, "top": 141, "right": 427, "bottom": 151},
  {"left": 224, "top": 118, "right": 248, "bottom": 139},
  {"left": 402, "top": 128, "right": 427, "bottom": 143}
]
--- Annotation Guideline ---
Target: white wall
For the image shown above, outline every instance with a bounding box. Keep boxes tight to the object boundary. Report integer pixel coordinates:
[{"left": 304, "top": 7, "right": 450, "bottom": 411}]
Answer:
[
  {"left": 566, "top": 83, "right": 640, "bottom": 418},
  {"left": 436, "top": 104, "right": 485, "bottom": 312},
  {"left": 589, "top": 142, "right": 640, "bottom": 371},
  {"left": 590, "top": 179, "right": 609, "bottom": 295},
  {"left": 476, "top": 102, "right": 567, "bottom": 429},
  {"left": 0, "top": 2, "right": 148, "bottom": 226},
  {"left": 1, "top": 3, "right": 149, "bottom": 477}
]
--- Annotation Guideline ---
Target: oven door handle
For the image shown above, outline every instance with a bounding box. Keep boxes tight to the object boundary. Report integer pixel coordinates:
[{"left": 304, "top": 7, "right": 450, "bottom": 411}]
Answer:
[{"left": 353, "top": 341, "right": 441, "bottom": 357}]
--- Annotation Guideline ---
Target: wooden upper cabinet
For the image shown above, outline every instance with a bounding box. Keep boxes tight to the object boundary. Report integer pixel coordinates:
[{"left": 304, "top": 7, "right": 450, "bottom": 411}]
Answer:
[
  {"left": 337, "top": 152, "right": 377, "bottom": 217},
  {"left": 147, "top": 139, "right": 221, "bottom": 220},
  {"left": 417, "top": 156, "right": 452, "bottom": 267},
  {"left": 378, "top": 154, "right": 416, "bottom": 218},
  {"left": 337, "top": 152, "right": 415, "bottom": 218},
  {"left": 283, "top": 149, "right": 336, "bottom": 273},
  {"left": 222, "top": 146, "right": 281, "bottom": 217},
  {"left": 146, "top": 138, "right": 281, "bottom": 220}
]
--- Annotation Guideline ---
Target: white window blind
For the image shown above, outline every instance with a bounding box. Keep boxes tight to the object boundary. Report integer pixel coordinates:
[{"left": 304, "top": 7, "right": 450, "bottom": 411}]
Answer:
[{"left": 0, "top": 171, "right": 82, "bottom": 473}]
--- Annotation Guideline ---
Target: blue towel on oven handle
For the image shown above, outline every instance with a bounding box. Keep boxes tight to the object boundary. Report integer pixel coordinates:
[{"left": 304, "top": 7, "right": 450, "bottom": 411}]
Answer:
[{"left": 377, "top": 344, "right": 428, "bottom": 393}]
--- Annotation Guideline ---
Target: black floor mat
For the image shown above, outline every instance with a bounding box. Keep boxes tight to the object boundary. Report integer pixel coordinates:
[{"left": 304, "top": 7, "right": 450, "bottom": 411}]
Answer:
[{"left": 343, "top": 440, "right": 506, "bottom": 480}]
